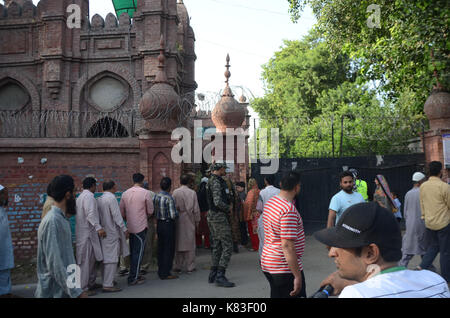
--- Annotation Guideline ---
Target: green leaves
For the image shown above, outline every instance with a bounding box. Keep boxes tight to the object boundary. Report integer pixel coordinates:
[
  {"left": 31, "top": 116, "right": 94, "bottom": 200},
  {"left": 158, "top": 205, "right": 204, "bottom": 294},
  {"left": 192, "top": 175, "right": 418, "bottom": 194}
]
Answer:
[
  {"left": 290, "top": 0, "right": 449, "bottom": 98},
  {"left": 252, "top": 24, "right": 427, "bottom": 158}
]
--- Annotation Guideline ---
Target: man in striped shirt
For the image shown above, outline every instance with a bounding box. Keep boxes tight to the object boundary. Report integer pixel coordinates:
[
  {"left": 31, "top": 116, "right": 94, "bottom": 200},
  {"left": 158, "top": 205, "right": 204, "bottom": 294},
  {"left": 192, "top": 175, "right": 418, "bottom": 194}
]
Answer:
[
  {"left": 153, "top": 177, "right": 179, "bottom": 280},
  {"left": 261, "top": 171, "right": 306, "bottom": 298}
]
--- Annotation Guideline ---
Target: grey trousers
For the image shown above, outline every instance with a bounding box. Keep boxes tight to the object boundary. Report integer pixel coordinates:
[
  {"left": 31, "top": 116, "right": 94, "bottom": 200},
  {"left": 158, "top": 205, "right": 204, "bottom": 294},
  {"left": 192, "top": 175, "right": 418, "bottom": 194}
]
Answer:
[
  {"left": 79, "top": 245, "right": 97, "bottom": 291},
  {"left": 102, "top": 263, "right": 117, "bottom": 288}
]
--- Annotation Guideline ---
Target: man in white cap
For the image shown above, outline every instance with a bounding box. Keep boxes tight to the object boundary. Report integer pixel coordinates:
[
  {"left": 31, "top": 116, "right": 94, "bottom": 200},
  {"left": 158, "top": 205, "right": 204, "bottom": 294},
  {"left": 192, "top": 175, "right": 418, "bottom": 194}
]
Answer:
[{"left": 398, "top": 172, "right": 429, "bottom": 268}]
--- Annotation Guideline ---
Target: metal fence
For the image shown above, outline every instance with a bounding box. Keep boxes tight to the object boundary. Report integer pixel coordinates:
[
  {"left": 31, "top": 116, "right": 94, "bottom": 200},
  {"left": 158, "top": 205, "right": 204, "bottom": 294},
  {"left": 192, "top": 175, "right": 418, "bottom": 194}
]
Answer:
[
  {"left": 251, "top": 114, "right": 427, "bottom": 158},
  {"left": 251, "top": 154, "right": 426, "bottom": 229},
  {"left": 0, "top": 110, "right": 138, "bottom": 138}
]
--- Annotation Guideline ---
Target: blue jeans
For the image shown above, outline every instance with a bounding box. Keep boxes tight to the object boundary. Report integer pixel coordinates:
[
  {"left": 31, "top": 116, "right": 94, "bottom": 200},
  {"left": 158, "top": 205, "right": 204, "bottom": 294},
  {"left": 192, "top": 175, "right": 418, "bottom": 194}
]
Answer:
[
  {"left": 157, "top": 219, "right": 176, "bottom": 279},
  {"left": 0, "top": 269, "right": 11, "bottom": 296},
  {"left": 128, "top": 229, "right": 147, "bottom": 284},
  {"left": 420, "top": 224, "right": 450, "bottom": 282}
]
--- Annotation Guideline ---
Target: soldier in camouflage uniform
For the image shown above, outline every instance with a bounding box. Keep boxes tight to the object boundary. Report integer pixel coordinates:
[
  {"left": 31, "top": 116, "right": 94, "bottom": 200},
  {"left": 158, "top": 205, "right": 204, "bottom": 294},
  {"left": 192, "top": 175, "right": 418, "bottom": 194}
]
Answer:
[{"left": 205, "top": 163, "right": 235, "bottom": 288}]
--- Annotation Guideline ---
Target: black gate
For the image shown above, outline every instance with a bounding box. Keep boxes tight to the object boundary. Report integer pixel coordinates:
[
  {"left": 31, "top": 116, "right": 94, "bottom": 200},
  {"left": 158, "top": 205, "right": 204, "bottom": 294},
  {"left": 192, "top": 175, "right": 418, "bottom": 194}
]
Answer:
[{"left": 251, "top": 154, "right": 425, "bottom": 233}]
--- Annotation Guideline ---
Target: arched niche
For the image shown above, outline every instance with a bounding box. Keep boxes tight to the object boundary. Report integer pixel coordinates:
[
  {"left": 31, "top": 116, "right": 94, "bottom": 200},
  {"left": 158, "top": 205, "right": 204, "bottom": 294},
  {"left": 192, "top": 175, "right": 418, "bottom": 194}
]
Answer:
[{"left": 86, "top": 117, "right": 129, "bottom": 138}]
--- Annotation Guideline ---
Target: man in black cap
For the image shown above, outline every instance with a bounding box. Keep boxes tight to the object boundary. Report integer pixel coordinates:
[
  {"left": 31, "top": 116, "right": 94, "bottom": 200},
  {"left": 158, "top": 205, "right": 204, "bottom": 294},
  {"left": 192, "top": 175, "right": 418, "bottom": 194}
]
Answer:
[{"left": 314, "top": 202, "right": 449, "bottom": 298}]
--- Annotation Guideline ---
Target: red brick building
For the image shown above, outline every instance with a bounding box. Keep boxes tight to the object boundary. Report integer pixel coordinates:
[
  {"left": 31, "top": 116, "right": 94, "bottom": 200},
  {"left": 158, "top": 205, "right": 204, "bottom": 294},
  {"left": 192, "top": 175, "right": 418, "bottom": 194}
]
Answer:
[{"left": 0, "top": 0, "right": 250, "bottom": 261}]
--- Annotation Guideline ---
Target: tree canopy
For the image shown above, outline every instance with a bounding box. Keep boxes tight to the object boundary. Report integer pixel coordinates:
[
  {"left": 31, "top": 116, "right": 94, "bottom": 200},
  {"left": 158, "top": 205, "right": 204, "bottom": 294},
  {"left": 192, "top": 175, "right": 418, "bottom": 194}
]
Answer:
[
  {"left": 287, "top": 0, "right": 449, "bottom": 113},
  {"left": 251, "top": 29, "right": 425, "bottom": 158}
]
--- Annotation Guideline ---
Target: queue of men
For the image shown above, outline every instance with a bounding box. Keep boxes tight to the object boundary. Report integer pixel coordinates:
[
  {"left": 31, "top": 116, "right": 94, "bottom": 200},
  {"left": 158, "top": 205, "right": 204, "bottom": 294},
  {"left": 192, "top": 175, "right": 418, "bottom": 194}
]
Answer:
[{"left": 26, "top": 164, "right": 246, "bottom": 297}]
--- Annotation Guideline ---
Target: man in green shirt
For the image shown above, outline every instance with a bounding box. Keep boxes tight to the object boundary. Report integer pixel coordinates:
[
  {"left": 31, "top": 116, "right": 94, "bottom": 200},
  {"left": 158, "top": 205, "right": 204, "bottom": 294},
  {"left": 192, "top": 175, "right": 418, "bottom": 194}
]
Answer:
[{"left": 349, "top": 169, "right": 368, "bottom": 202}]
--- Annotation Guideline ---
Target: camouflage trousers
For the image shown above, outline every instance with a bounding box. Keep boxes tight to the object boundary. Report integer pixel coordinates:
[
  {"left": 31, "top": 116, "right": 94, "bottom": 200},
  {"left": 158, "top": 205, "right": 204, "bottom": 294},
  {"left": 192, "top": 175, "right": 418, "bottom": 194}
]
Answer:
[{"left": 207, "top": 211, "right": 233, "bottom": 269}]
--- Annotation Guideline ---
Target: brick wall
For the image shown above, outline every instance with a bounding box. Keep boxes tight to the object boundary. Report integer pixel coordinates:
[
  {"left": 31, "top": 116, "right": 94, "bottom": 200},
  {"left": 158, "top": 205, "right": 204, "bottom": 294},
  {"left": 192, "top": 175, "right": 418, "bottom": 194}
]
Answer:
[{"left": 0, "top": 138, "right": 139, "bottom": 261}]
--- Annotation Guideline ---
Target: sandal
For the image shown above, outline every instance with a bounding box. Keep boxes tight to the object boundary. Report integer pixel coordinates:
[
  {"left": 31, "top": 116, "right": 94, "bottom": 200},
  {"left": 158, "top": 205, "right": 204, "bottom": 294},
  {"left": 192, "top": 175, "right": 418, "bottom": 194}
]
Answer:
[{"left": 102, "top": 287, "right": 122, "bottom": 293}]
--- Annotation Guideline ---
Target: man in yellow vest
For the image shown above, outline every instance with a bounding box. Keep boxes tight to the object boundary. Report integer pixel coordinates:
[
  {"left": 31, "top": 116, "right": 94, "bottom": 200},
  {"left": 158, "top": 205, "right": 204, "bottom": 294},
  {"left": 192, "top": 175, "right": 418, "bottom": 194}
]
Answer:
[{"left": 349, "top": 169, "right": 368, "bottom": 202}]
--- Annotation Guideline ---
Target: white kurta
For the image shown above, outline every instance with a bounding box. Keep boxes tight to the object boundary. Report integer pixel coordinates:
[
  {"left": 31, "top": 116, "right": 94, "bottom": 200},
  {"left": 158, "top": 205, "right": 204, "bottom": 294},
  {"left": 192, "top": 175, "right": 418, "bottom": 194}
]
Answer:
[
  {"left": 75, "top": 190, "right": 103, "bottom": 263},
  {"left": 402, "top": 187, "right": 429, "bottom": 255},
  {"left": 97, "top": 192, "right": 130, "bottom": 264},
  {"left": 173, "top": 186, "right": 201, "bottom": 252}
]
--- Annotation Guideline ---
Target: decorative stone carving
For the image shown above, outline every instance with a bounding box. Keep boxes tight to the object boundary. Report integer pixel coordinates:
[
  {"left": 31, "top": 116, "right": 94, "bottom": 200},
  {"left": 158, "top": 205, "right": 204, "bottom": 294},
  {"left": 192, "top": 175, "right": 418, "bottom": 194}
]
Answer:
[
  {"left": 105, "top": 13, "right": 118, "bottom": 29},
  {"left": 22, "top": 0, "right": 35, "bottom": 18},
  {"left": 6, "top": 1, "right": 21, "bottom": 18},
  {"left": 91, "top": 14, "right": 105, "bottom": 30}
]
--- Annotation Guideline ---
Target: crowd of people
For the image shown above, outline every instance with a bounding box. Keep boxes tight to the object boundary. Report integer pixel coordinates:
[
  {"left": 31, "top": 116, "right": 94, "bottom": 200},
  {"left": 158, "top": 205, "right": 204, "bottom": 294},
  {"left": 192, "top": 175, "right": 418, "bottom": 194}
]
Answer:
[
  {"left": 257, "top": 161, "right": 449, "bottom": 298},
  {"left": 0, "top": 160, "right": 449, "bottom": 298}
]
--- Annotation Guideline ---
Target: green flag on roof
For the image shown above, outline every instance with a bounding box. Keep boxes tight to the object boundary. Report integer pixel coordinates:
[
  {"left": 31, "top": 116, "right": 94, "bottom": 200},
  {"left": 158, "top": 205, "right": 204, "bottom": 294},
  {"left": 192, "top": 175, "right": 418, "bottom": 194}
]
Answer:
[{"left": 111, "top": 0, "right": 137, "bottom": 18}]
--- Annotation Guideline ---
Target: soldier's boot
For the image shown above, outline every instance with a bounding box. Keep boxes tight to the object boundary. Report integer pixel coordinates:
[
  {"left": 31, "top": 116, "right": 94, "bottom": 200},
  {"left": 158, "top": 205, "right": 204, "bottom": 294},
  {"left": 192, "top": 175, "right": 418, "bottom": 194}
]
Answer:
[
  {"left": 208, "top": 266, "right": 218, "bottom": 284},
  {"left": 215, "top": 267, "right": 235, "bottom": 288}
]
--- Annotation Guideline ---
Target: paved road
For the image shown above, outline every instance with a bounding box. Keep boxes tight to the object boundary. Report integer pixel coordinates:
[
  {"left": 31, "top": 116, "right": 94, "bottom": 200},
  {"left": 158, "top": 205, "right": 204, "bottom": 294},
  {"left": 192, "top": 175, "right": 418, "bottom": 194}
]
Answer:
[{"left": 11, "top": 234, "right": 440, "bottom": 298}]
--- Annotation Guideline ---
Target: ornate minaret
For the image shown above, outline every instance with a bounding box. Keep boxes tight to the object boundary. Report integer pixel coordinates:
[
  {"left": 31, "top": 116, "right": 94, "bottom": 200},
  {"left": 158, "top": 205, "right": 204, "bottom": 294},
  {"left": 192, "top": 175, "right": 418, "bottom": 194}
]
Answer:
[
  {"left": 139, "top": 35, "right": 182, "bottom": 191},
  {"left": 211, "top": 55, "right": 249, "bottom": 181}
]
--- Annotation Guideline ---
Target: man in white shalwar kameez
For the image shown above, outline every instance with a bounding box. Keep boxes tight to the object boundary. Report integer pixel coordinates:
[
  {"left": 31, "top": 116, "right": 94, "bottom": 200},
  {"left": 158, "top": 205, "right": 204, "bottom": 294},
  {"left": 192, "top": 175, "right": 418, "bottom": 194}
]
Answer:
[
  {"left": 172, "top": 175, "right": 201, "bottom": 273},
  {"left": 76, "top": 177, "right": 106, "bottom": 295},
  {"left": 97, "top": 181, "right": 129, "bottom": 292},
  {"left": 399, "top": 172, "right": 432, "bottom": 268}
]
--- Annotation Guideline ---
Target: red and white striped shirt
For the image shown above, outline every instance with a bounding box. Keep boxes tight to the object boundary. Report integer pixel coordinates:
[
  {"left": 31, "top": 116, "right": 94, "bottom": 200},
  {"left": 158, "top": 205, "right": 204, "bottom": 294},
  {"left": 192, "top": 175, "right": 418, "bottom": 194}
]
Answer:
[{"left": 260, "top": 195, "right": 305, "bottom": 274}]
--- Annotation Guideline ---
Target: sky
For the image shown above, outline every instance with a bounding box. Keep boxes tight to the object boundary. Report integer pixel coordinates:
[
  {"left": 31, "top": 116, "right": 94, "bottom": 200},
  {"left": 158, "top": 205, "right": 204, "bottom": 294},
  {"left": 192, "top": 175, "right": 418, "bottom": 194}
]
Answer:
[{"left": 25, "top": 0, "right": 316, "bottom": 117}]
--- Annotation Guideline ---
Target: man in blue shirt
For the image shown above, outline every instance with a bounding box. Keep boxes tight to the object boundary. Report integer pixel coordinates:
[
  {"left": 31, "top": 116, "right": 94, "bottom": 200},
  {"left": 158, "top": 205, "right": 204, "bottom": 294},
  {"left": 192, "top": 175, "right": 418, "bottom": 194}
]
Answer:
[
  {"left": 35, "top": 175, "right": 87, "bottom": 298},
  {"left": 327, "top": 171, "right": 365, "bottom": 228},
  {"left": 0, "top": 184, "right": 14, "bottom": 298}
]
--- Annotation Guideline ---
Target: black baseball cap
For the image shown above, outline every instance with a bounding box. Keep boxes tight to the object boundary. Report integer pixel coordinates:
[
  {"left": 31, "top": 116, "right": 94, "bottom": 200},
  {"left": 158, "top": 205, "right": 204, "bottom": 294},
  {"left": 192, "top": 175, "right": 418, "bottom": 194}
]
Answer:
[{"left": 314, "top": 202, "right": 402, "bottom": 255}]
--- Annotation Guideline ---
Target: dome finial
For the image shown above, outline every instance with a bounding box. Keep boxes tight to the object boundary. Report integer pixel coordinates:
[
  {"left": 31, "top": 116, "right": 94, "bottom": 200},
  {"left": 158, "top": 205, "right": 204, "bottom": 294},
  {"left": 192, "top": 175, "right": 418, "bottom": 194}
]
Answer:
[
  {"left": 225, "top": 54, "right": 231, "bottom": 86},
  {"left": 154, "top": 34, "right": 169, "bottom": 84},
  {"left": 222, "top": 54, "right": 234, "bottom": 97}
]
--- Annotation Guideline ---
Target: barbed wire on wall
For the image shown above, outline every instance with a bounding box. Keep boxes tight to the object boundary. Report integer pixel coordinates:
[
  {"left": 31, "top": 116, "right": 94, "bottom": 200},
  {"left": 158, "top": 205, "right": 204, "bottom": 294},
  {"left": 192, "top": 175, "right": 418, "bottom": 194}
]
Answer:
[
  {"left": 0, "top": 109, "right": 137, "bottom": 138},
  {"left": 195, "top": 85, "right": 256, "bottom": 112}
]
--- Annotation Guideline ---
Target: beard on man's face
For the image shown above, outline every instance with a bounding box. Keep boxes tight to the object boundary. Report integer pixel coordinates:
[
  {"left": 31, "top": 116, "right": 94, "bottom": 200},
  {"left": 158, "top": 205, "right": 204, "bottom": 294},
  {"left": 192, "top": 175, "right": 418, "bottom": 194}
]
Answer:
[{"left": 66, "top": 195, "right": 76, "bottom": 216}]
